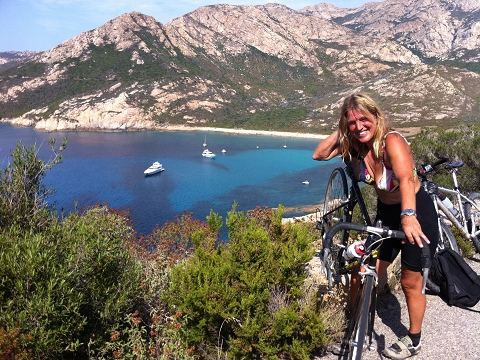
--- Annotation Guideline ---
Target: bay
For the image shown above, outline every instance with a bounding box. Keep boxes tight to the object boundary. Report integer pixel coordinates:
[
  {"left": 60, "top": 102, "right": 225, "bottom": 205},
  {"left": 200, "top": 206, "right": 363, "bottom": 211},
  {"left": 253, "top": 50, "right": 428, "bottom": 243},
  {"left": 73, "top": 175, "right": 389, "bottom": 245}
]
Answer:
[{"left": 0, "top": 123, "right": 341, "bottom": 237}]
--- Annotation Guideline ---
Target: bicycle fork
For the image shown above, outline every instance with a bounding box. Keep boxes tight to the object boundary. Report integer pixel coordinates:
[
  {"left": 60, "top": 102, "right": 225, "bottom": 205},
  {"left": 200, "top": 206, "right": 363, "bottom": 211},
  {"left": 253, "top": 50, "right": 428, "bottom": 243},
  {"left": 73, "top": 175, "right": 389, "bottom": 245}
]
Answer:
[{"left": 359, "top": 265, "right": 379, "bottom": 351}]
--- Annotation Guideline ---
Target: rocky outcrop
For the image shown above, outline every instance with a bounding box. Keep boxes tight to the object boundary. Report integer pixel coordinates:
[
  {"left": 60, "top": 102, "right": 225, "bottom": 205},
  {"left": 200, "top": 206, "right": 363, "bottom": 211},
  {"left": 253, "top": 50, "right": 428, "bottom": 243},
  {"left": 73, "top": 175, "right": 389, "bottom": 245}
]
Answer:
[
  {"left": 305, "top": 0, "right": 480, "bottom": 61},
  {"left": 1, "top": 1, "right": 479, "bottom": 132}
]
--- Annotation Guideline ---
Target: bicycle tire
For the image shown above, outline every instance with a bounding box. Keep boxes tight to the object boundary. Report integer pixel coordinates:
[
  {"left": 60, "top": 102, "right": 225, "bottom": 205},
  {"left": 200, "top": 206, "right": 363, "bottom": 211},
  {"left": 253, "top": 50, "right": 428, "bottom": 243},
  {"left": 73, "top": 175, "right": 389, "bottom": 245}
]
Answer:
[
  {"left": 464, "top": 192, "right": 480, "bottom": 252},
  {"left": 321, "top": 168, "right": 350, "bottom": 290},
  {"left": 438, "top": 220, "right": 459, "bottom": 254},
  {"left": 322, "top": 167, "right": 349, "bottom": 232},
  {"left": 347, "top": 275, "right": 374, "bottom": 360}
]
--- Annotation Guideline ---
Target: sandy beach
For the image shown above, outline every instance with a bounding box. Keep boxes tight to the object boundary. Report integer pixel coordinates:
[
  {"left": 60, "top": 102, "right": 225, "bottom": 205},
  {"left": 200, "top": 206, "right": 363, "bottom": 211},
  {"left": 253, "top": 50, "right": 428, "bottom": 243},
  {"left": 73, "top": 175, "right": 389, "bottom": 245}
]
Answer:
[{"left": 160, "top": 125, "right": 329, "bottom": 140}]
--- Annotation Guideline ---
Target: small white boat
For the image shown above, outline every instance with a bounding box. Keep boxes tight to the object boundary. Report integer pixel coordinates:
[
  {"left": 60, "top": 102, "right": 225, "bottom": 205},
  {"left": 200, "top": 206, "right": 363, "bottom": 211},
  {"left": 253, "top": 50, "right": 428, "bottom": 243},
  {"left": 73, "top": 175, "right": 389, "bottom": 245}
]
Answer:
[
  {"left": 222, "top": 149, "right": 226, "bottom": 153},
  {"left": 202, "top": 149, "right": 216, "bottom": 158},
  {"left": 144, "top": 161, "right": 164, "bottom": 175},
  {"left": 302, "top": 180, "right": 309, "bottom": 185},
  {"left": 283, "top": 139, "right": 287, "bottom": 148},
  {"left": 203, "top": 135, "right": 207, "bottom": 147}
]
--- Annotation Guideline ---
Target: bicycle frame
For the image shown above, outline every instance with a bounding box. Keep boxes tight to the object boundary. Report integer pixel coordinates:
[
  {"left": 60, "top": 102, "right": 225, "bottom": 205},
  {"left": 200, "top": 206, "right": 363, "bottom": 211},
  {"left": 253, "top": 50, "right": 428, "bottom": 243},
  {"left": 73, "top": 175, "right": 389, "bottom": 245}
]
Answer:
[
  {"left": 323, "top": 222, "right": 429, "bottom": 360},
  {"left": 317, "top": 164, "right": 372, "bottom": 228},
  {"left": 437, "top": 180, "right": 480, "bottom": 240},
  {"left": 419, "top": 156, "right": 480, "bottom": 251}
]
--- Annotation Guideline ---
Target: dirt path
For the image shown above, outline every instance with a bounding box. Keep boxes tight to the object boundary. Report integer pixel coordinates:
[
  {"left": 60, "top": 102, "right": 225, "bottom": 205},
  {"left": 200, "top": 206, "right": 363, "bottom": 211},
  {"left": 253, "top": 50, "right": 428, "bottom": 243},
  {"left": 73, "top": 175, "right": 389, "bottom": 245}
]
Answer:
[{"left": 315, "top": 253, "right": 480, "bottom": 360}]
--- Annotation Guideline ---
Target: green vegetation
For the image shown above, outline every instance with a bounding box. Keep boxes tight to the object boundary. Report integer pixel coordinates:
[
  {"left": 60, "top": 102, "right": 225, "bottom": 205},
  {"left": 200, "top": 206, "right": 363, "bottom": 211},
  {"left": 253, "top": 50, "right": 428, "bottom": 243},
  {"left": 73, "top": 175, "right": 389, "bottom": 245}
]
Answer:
[
  {"left": 0, "top": 139, "right": 338, "bottom": 359},
  {"left": 164, "top": 205, "right": 327, "bottom": 359},
  {"left": 1, "top": 126, "right": 479, "bottom": 358},
  {"left": 410, "top": 124, "right": 480, "bottom": 194}
]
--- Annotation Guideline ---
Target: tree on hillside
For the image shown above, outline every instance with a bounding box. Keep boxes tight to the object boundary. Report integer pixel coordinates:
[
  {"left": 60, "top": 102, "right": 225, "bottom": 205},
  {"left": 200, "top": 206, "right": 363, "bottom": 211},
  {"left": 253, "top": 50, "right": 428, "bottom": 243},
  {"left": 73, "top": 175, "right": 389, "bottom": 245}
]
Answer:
[{"left": 0, "top": 138, "right": 67, "bottom": 230}]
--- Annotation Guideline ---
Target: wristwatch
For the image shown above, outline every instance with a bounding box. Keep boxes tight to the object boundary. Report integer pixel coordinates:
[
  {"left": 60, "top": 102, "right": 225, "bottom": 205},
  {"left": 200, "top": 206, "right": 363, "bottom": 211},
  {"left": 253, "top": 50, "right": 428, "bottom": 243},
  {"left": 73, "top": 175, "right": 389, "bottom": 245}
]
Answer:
[{"left": 400, "top": 208, "right": 417, "bottom": 218}]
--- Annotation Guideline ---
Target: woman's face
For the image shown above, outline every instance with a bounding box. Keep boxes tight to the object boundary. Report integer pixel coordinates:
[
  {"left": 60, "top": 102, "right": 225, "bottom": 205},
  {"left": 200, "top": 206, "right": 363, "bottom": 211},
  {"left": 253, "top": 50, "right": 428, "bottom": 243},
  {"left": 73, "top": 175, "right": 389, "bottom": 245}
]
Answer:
[{"left": 347, "top": 109, "right": 377, "bottom": 145}]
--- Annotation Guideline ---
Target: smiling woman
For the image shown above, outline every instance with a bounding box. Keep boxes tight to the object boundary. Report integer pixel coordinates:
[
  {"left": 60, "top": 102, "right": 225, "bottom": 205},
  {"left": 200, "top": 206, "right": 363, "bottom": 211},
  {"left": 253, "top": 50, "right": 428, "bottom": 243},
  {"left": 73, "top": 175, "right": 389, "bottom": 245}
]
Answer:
[{"left": 312, "top": 91, "right": 440, "bottom": 359}]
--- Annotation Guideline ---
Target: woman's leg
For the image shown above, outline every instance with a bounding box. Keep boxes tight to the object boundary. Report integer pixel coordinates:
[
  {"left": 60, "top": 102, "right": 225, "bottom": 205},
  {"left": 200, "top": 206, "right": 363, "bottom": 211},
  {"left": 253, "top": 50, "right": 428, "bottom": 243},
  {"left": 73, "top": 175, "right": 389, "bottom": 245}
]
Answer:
[{"left": 400, "top": 267, "right": 426, "bottom": 334}]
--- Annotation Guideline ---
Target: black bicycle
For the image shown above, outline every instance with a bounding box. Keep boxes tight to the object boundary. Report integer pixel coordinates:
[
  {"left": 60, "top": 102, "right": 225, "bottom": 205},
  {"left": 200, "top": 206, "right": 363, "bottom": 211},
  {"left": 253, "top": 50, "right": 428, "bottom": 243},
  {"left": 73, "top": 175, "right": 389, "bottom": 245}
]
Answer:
[
  {"left": 315, "top": 163, "right": 373, "bottom": 293},
  {"left": 317, "top": 161, "right": 457, "bottom": 294},
  {"left": 321, "top": 222, "right": 430, "bottom": 360}
]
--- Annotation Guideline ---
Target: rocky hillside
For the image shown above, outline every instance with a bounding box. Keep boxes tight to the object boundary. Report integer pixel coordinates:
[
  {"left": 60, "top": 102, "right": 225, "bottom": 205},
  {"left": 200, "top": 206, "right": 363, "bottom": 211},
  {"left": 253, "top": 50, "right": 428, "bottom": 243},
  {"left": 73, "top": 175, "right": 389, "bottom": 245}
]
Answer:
[{"left": 0, "top": 0, "right": 479, "bottom": 132}]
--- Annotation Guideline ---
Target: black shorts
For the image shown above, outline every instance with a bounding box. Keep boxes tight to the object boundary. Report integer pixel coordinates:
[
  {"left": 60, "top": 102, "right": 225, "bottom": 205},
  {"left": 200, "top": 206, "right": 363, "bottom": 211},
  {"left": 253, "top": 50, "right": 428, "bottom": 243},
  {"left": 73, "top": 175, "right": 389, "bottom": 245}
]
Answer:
[{"left": 376, "top": 187, "right": 439, "bottom": 272}]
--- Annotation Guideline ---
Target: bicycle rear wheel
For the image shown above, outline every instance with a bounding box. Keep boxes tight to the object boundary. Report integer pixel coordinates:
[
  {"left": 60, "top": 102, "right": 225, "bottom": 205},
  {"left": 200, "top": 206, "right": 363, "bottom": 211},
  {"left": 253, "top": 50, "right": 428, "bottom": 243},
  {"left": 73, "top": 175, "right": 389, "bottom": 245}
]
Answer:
[
  {"left": 464, "top": 192, "right": 480, "bottom": 252},
  {"left": 321, "top": 167, "right": 350, "bottom": 290},
  {"left": 346, "top": 275, "right": 375, "bottom": 360},
  {"left": 437, "top": 220, "right": 459, "bottom": 253}
]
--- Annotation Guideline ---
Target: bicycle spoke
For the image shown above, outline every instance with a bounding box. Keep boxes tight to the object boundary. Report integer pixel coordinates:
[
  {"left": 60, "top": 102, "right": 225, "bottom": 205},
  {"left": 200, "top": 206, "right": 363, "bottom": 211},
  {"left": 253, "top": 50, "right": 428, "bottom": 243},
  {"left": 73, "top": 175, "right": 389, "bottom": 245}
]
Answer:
[{"left": 320, "top": 168, "right": 350, "bottom": 292}]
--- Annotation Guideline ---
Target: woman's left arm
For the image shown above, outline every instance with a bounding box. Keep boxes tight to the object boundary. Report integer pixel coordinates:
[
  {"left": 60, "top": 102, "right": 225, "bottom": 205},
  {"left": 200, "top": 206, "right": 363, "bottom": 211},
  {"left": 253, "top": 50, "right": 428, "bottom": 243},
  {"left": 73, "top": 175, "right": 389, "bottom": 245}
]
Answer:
[{"left": 385, "top": 133, "right": 429, "bottom": 247}]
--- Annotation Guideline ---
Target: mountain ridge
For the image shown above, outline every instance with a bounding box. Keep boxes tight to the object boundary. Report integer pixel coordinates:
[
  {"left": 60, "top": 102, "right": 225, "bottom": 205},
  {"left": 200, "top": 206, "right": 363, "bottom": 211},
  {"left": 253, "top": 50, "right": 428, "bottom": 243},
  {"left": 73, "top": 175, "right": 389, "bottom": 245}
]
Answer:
[{"left": 0, "top": 0, "right": 479, "bottom": 132}]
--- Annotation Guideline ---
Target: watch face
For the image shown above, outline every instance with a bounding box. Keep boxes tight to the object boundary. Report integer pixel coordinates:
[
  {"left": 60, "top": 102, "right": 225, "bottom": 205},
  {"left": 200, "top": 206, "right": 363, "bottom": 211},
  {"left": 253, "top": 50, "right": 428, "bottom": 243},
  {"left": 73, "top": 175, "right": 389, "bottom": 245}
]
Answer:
[{"left": 402, "top": 209, "right": 416, "bottom": 216}]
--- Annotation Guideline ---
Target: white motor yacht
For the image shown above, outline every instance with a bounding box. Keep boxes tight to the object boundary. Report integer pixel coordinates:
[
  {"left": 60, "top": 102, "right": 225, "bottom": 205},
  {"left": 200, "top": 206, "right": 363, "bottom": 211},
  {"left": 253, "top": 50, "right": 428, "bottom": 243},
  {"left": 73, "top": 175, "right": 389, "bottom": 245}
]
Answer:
[
  {"left": 144, "top": 161, "right": 165, "bottom": 175},
  {"left": 202, "top": 149, "right": 216, "bottom": 158}
]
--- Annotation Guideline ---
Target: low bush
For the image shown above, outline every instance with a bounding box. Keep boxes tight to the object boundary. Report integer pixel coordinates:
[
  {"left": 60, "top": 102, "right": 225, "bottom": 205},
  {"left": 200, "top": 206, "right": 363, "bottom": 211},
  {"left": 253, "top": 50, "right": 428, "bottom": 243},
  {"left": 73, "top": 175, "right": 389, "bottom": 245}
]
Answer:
[
  {"left": 0, "top": 138, "right": 67, "bottom": 231},
  {"left": 0, "top": 205, "right": 143, "bottom": 359},
  {"left": 164, "top": 204, "right": 328, "bottom": 359}
]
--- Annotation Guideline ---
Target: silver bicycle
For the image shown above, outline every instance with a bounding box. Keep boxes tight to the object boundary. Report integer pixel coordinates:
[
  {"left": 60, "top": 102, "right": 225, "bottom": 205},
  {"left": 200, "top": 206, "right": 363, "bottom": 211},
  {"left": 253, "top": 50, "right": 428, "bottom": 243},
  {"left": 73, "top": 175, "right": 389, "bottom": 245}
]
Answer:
[{"left": 418, "top": 155, "right": 480, "bottom": 253}]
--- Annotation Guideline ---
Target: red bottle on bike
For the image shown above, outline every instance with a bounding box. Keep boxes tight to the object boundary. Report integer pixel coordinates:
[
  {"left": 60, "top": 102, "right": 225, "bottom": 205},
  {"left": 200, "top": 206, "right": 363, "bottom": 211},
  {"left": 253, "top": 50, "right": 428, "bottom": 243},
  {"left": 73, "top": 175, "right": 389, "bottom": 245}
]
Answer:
[{"left": 344, "top": 241, "right": 366, "bottom": 261}]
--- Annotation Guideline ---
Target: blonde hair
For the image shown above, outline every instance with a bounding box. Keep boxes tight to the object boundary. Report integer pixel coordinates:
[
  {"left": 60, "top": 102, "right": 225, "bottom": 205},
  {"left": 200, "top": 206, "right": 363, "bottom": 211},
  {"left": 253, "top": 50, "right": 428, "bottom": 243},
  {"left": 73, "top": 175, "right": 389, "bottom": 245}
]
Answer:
[{"left": 338, "top": 92, "right": 390, "bottom": 159}]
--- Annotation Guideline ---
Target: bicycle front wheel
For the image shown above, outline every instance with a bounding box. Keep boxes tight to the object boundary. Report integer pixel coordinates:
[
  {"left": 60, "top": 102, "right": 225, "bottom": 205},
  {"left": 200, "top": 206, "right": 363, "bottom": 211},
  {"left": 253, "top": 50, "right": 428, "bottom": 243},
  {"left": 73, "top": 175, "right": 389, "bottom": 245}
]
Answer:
[
  {"left": 322, "top": 167, "right": 349, "bottom": 232},
  {"left": 464, "top": 192, "right": 480, "bottom": 252},
  {"left": 347, "top": 275, "right": 375, "bottom": 360},
  {"left": 321, "top": 168, "right": 350, "bottom": 290}
]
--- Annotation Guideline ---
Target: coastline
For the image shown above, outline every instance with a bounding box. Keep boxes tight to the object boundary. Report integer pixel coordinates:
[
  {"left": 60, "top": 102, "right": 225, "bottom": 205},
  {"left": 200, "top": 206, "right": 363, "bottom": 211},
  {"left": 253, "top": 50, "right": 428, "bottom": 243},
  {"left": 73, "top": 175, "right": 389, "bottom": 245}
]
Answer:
[
  {"left": 2, "top": 119, "right": 329, "bottom": 140},
  {"left": 3, "top": 121, "right": 328, "bottom": 220},
  {"left": 159, "top": 125, "right": 329, "bottom": 140}
]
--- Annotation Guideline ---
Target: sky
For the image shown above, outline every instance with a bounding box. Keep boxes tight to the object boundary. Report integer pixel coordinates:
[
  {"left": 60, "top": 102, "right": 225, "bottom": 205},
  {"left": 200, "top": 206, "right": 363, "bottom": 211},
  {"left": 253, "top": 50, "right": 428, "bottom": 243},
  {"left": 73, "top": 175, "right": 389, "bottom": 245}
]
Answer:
[{"left": 0, "top": 0, "right": 379, "bottom": 52}]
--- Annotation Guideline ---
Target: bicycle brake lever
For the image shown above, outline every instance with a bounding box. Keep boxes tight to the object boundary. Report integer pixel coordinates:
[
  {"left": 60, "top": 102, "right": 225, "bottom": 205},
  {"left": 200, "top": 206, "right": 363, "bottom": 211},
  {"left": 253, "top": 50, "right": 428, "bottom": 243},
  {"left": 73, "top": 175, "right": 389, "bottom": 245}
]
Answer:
[{"left": 420, "top": 238, "right": 431, "bottom": 295}]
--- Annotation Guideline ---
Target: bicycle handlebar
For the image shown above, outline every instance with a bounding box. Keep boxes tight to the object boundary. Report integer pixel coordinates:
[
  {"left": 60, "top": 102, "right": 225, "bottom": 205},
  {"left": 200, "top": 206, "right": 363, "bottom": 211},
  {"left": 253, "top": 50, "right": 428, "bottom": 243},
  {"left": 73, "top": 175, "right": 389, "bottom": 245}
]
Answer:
[
  {"left": 323, "top": 222, "right": 407, "bottom": 250},
  {"left": 323, "top": 222, "right": 431, "bottom": 294},
  {"left": 418, "top": 155, "right": 449, "bottom": 177}
]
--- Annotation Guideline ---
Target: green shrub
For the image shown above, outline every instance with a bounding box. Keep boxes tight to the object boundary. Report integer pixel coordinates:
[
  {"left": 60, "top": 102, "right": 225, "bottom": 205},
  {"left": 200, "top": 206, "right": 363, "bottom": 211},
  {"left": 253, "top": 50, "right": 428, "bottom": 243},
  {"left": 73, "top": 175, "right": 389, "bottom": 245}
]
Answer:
[
  {"left": 164, "top": 204, "right": 328, "bottom": 359},
  {"left": 0, "top": 138, "right": 67, "bottom": 231},
  {"left": 0, "top": 205, "right": 143, "bottom": 359},
  {"left": 410, "top": 124, "right": 480, "bottom": 193}
]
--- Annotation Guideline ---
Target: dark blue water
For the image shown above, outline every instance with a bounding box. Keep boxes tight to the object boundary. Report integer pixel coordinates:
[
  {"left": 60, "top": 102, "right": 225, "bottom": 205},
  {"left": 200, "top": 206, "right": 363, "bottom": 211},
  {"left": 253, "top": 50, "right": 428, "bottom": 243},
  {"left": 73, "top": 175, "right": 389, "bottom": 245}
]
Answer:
[{"left": 0, "top": 123, "right": 341, "bottom": 237}]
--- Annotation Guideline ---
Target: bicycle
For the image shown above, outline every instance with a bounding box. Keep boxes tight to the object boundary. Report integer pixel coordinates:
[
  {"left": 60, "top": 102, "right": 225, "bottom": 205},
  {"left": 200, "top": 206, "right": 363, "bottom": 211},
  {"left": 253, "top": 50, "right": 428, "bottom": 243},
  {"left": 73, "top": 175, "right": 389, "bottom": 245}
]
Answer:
[
  {"left": 418, "top": 155, "right": 480, "bottom": 253},
  {"left": 321, "top": 221, "right": 430, "bottom": 360},
  {"left": 417, "top": 156, "right": 459, "bottom": 254},
  {"left": 315, "top": 162, "right": 440, "bottom": 292},
  {"left": 315, "top": 163, "right": 373, "bottom": 292}
]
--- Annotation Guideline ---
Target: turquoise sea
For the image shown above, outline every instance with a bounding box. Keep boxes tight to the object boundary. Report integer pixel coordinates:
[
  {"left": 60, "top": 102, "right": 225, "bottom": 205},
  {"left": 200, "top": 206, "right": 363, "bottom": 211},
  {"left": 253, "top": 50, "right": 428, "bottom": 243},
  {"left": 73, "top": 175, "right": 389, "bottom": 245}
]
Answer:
[{"left": 0, "top": 123, "right": 342, "bottom": 237}]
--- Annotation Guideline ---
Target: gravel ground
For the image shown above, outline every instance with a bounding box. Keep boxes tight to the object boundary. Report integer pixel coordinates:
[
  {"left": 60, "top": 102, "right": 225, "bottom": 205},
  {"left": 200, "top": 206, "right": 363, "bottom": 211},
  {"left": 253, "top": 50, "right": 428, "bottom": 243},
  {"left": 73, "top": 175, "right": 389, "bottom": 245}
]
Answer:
[{"left": 315, "top": 252, "right": 480, "bottom": 360}]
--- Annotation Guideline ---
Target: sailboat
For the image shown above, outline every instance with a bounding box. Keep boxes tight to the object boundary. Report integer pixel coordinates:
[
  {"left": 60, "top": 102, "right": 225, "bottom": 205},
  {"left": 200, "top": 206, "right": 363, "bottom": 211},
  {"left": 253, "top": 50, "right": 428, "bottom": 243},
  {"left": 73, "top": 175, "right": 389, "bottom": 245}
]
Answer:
[
  {"left": 283, "top": 139, "right": 287, "bottom": 148},
  {"left": 203, "top": 135, "right": 207, "bottom": 147}
]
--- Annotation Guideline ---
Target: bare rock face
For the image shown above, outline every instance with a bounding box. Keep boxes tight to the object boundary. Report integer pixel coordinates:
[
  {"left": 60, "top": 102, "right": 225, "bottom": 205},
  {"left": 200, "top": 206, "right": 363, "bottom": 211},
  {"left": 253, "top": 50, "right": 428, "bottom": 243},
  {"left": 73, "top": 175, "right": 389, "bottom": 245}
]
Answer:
[
  {"left": 305, "top": 0, "right": 480, "bottom": 61},
  {"left": 167, "top": 3, "right": 420, "bottom": 78},
  {"left": 1, "top": 1, "right": 479, "bottom": 132},
  {"left": 36, "top": 12, "right": 175, "bottom": 65}
]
